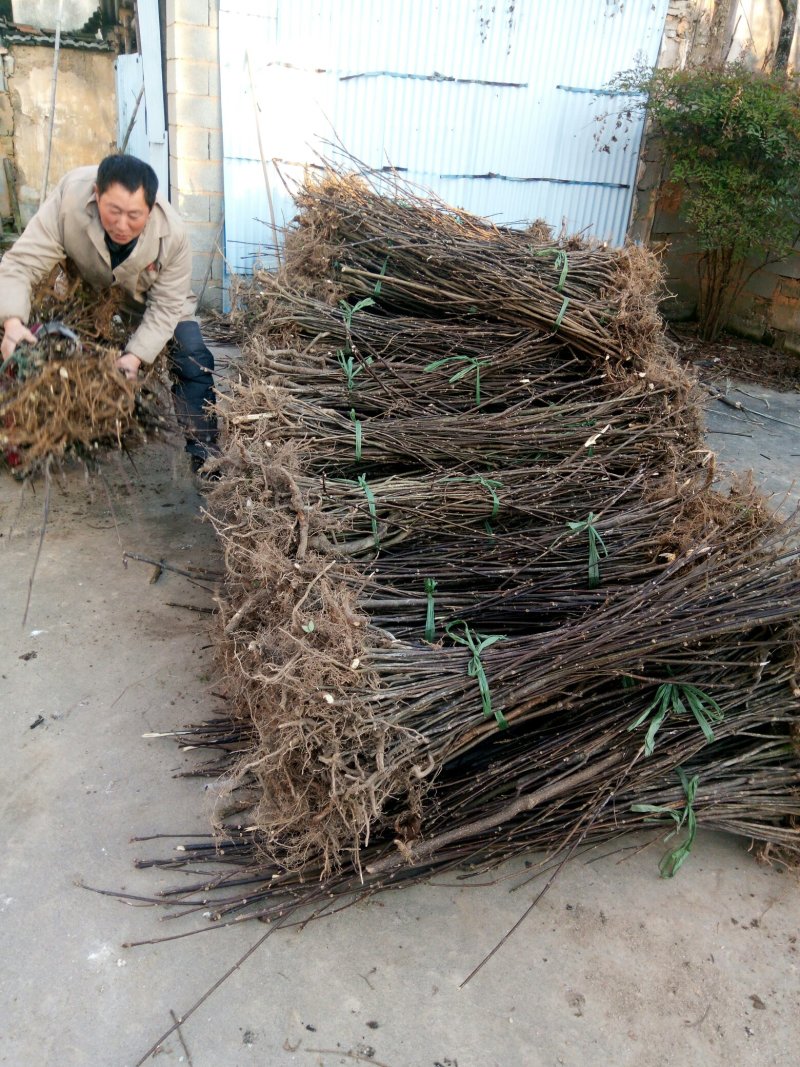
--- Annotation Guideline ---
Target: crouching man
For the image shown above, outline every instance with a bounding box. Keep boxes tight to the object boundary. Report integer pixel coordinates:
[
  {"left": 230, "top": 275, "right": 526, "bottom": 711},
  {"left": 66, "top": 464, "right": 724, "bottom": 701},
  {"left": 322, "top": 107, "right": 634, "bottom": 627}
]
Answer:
[{"left": 0, "top": 153, "right": 217, "bottom": 471}]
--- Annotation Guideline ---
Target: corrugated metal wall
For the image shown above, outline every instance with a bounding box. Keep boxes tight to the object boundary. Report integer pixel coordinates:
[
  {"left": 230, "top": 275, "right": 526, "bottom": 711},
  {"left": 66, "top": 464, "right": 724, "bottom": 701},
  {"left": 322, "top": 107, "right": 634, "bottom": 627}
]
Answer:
[{"left": 219, "top": 0, "right": 668, "bottom": 278}]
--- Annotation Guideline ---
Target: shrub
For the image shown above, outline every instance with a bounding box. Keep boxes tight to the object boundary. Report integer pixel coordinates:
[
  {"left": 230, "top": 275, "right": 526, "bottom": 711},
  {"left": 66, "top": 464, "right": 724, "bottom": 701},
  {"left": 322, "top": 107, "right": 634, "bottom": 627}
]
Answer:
[{"left": 607, "top": 64, "right": 800, "bottom": 341}]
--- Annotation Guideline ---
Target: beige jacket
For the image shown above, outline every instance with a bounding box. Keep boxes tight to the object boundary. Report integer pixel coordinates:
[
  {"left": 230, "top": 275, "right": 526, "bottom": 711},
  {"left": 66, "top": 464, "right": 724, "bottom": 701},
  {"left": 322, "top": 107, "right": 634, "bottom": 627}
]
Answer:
[{"left": 0, "top": 165, "right": 197, "bottom": 364}]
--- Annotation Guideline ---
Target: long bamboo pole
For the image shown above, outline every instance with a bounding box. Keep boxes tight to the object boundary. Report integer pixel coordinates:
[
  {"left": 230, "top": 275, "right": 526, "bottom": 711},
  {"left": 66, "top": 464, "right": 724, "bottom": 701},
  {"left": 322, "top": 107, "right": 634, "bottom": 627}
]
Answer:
[
  {"left": 245, "top": 50, "right": 282, "bottom": 271},
  {"left": 39, "top": 0, "right": 65, "bottom": 206}
]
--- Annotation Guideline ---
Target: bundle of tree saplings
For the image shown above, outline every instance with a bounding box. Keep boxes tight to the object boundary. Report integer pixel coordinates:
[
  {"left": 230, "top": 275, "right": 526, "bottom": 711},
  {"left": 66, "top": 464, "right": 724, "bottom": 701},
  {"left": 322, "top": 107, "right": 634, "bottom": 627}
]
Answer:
[
  {"left": 0, "top": 262, "right": 170, "bottom": 475},
  {"left": 136, "top": 169, "right": 800, "bottom": 930}
]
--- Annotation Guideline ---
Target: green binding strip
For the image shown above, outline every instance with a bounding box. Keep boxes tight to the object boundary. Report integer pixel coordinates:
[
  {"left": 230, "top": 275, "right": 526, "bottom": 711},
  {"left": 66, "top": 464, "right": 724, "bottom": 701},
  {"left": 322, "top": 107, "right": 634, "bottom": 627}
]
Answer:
[
  {"left": 356, "top": 474, "right": 379, "bottom": 548},
  {"left": 445, "top": 619, "right": 507, "bottom": 729},
  {"left": 631, "top": 767, "right": 699, "bottom": 878},
  {"left": 554, "top": 249, "right": 569, "bottom": 292},
  {"left": 445, "top": 475, "right": 502, "bottom": 532},
  {"left": 339, "top": 296, "right": 375, "bottom": 330},
  {"left": 337, "top": 349, "right": 357, "bottom": 391},
  {"left": 478, "top": 476, "right": 502, "bottom": 519},
  {"left": 349, "top": 408, "right": 362, "bottom": 461},
  {"left": 0, "top": 350, "right": 34, "bottom": 377},
  {"left": 373, "top": 255, "right": 389, "bottom": 297},
  {"left": 424, "top": 578, "right": 437, "bottom": 642},
  {"left": 551, "top": 250, "right": 570, "bottom": 327},
  {"left": 423, "top": 355, "right": 488, "bottom": 406},
  {"left": 627, "top": 679, "right": 723, "bottom": 756},
  {"left": 565, "top": 512, "right": 608, "bottom": 588},
  {"left": 337, "top": 348, "right": 374, "bottom": 392}
]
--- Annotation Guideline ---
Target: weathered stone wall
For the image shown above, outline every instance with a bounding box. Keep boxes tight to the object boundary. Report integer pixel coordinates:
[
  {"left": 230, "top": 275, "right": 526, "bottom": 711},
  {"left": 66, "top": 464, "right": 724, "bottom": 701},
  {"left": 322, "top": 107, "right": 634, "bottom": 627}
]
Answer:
[
  {"left": 0, "top": 53, "right": 14, "bottom": 219},
  {"left": 165, "top": 0, "right": 224, "bottom": 310},
  {"left": 4, "top": 44, "right": 116, "bottom": 224},
  {"left": 654, "top": 1, "right": 794, "bottom": 81},
  {"left": 629, "top": 1, "right": 800, "bottom": 351}
]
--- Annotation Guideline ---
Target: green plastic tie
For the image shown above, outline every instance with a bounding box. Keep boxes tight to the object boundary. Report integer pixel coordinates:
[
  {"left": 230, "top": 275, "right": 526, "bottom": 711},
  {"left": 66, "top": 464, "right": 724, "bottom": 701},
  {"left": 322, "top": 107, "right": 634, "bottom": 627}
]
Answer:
[
  {"left": 424, "top": 578, "right": 437, "bottom": 642},
  {"left": 349, "top": 408, "right": 362, "bottom": 461},
  {"left": 423, "top": 355, "right": 488, "bottom": 406},
  {"left": 373, "top": 255, "right": 389, "bottom": 296},
  {"left": 339, "top": 296, "right": 375, "bottom": 331},
  {"left": 337, "top": 348, "right": 374, "bottom": 392},
  {"left": 445, "top": 619, "right": 507, "bottom": 729},
  {"left": 480, "top": 476, "right": 502, "bottom": 519},
  {"left": 627, "top": 678, "right": 723, "bottom": 756},
  {"left": 356, "top": 474, "right": 379, "bottom": 547},
  {"left": 446, "top": 475, "right": 502, "bottom": 522},
  {"left": 555, "top": 295, "right": 570, "bottom": 328},
  {"left": 554, "top": 249, "right": 569, "bottom": 292},
  {"left": 444, "top": 475, "right": 502, "bottom": 536},
  {"left": 565, "top": 512, "right": 608, "bottom": 588},
  {"left": 0, "top": 347, "right": 35, "bottom": 377},
  {"left": 631, "top": 767, "right": 699, "bottom": 878},
  {"left": 337, "top": 348, "right": 356, "bottom": 390}
]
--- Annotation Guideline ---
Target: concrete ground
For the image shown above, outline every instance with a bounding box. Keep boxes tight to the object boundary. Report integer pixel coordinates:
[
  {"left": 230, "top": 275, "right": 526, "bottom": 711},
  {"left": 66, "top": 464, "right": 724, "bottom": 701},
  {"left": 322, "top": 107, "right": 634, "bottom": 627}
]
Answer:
[
  {"left": 703, "top": 380, "right": 800, "bottom": 515},
  {"left": 1, "top": 366, "right": 798, "bottom": 1067}
]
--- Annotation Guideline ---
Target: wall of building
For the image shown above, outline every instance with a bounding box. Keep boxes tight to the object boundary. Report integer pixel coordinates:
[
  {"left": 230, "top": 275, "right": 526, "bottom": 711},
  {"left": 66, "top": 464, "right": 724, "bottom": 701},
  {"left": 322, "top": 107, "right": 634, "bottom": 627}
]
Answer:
[
  {"left": 0, "top": 53, "right": 14, "bottom": 219},
  {"left": 4, "top": 43, "right": 116, "bottom": 223},
  {"left": 629, "top": 0, "right": 800, "bottom": 352},
  {"left": 164, "top": 0, "right": 224, "bottom": 309},
  {"left": 652, "top": 1, "right": 796, "bottom": 75},
  {"left": 11, "top": 1, "right": 98, "bottom": 32}
]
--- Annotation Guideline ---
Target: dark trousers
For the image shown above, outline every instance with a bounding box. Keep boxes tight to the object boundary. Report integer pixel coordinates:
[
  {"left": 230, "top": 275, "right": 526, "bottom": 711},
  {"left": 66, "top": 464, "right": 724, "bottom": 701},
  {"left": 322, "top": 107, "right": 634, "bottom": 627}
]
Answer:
[{"left": 169, "top": 320, "right": 218, "bottom": 460}]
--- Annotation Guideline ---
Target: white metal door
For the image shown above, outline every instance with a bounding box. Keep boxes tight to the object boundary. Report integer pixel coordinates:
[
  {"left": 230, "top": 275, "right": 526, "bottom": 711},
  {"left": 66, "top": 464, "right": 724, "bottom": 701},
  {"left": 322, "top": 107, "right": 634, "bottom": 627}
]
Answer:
[
  {"left": 115, "top": 0, "right": 168, "bottom": 196},
  {"left": 115, "top": 54, "right": 147, "bottom": 160}
]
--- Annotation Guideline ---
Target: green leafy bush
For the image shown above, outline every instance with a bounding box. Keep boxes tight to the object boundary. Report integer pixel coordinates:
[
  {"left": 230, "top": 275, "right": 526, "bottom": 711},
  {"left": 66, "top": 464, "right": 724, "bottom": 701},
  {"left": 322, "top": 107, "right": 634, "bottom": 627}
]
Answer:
[{"left": 608, "top": 64, "right": 800, "bottom": 340}]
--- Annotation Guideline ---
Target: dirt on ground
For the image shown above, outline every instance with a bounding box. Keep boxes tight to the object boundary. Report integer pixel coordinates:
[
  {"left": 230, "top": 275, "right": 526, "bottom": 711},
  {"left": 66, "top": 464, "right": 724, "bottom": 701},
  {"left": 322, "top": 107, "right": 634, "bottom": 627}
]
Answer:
[{"left": 670, "top": 324, "right": 800, "bottom": 391}]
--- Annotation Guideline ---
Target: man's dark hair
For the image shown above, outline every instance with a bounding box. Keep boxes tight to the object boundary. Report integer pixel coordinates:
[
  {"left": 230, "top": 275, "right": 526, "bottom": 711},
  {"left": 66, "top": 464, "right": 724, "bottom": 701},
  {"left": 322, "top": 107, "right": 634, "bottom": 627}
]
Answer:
[{"left": 96, "top": 154, "right": 158, "bottom": 209}]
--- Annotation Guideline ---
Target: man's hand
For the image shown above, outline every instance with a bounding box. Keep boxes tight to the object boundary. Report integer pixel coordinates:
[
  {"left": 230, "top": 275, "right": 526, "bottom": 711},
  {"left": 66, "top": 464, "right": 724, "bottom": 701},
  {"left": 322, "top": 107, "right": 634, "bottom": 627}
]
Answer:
[
  {"left": 1, "top": 317, "right": 38, "bottom": 362},
  {"left": 116, "top": 352, "right": 142, "bottom": 382}
]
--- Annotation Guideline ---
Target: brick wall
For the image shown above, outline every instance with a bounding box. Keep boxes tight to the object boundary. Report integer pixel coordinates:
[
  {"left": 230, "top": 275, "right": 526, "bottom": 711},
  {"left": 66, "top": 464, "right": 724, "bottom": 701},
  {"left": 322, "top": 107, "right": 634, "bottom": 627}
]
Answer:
[{"left": 165, "top": 0, "right": 223, "bottom": 309}]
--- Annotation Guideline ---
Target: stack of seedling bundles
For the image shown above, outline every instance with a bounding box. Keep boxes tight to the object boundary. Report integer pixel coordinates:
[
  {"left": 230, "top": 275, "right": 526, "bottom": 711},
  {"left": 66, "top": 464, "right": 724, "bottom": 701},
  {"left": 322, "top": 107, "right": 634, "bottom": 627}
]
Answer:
[{"left": 145, "top": 170, "right": 799, "bottom": 926}]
